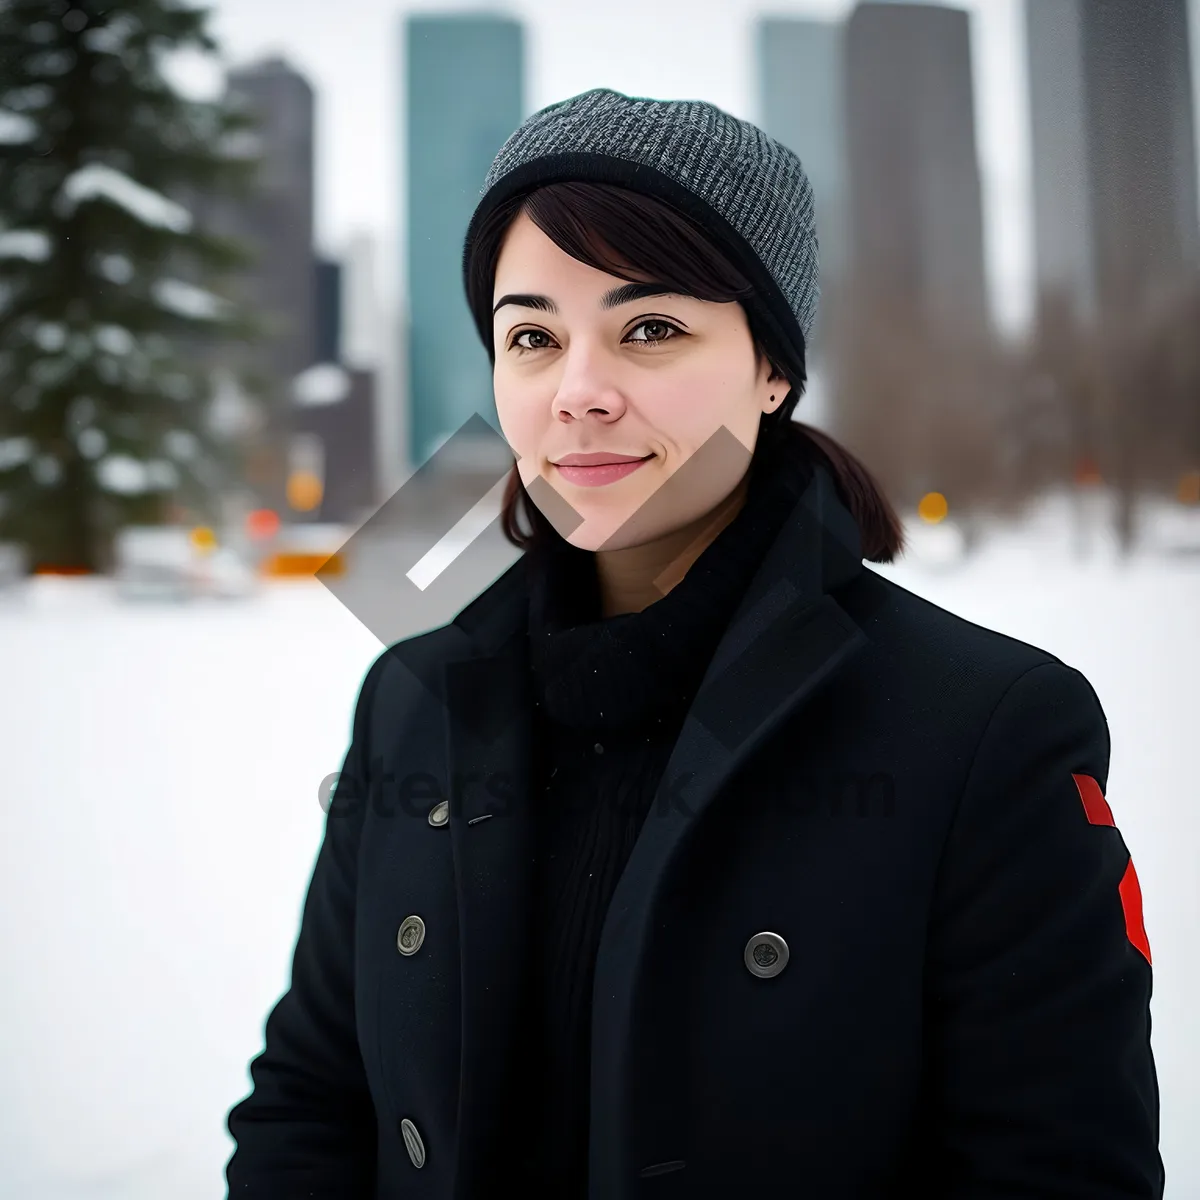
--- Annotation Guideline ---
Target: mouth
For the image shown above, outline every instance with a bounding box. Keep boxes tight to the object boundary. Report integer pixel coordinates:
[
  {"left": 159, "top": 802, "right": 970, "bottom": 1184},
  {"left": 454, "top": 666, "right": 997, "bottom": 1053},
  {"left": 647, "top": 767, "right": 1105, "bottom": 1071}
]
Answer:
[{"left": 552, "top": 453, "right": 655, "bottom": 487}]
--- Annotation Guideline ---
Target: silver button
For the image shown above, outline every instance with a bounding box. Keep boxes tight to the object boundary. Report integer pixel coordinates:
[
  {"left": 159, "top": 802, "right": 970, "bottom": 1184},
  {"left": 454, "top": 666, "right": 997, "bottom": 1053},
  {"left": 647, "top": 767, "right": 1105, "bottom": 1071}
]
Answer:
[
  {"left": 744, "top": 931, "right": 789, "bottom": 978},
  {"left": 399, "top": 1116, "right": 426, "bottom": 1168},
  {"left": 397, "top": 915, "right": 425, "bottom": 956},
  {"left": 427, "top": 800, "right": 449, "bottom": 827}
]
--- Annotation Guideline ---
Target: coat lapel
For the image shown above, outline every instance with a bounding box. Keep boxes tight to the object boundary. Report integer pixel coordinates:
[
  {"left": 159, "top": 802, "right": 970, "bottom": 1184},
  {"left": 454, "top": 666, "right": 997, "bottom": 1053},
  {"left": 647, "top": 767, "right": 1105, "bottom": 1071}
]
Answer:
[
  {"left": 587, "top": 462, "right": 871, "bottom": 1194},
  {"left": 438, "top": 461, "right": 870, "bottom": 1198},
  {"left": 438, "top": 556, "right": 538, "bottom": 1200}
]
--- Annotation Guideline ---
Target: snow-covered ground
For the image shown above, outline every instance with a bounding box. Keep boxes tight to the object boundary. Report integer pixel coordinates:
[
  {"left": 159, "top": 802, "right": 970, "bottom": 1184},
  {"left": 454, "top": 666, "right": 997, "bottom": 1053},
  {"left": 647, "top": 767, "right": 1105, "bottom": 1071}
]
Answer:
[{"left": 1, "top": 489, "right": 1197, "bottom": 1197}]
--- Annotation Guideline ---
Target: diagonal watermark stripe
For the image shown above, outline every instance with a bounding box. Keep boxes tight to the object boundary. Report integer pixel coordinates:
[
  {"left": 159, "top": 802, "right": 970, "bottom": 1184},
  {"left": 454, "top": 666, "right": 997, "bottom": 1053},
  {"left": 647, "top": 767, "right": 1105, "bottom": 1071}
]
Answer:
[
  {"left": 315, "top": 413, "right": 832, "bottom": 746},
  {"left": 405, "top": 473, "right": 510, "bottom": 591}
]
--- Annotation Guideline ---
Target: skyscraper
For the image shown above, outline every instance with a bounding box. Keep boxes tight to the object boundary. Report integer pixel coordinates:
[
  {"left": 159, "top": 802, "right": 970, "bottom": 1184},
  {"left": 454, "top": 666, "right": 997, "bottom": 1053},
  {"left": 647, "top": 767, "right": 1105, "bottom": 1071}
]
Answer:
[
  {"left": 1027, "top": 0, "right": 1199, "bottom": 327},
  {"left": 340, "top": 233, "right": 384, "bottom": 373},
  {"left": 219, "top": 56, "right": 318, "bottom": 513},
  {"left": 404, "top": 15, "right": 524, "bottom": 469},
  {"left": 832, "top": 2, "right": 994, "bottom": 502},
  {"left": 224, "top": 56, "right": 317, "bottom": 397},
  {"left": 756, "top": 15, "right": 847, "bottom": 349},
  {"left": 291, "top": 363, "right": 378, "bottom": 524},
  {"left": 314, "top": 257, "right": 342, "bottom": 365},
  {"left": 339, "top": 232, "right": 399, "bottom": 498},
  {"left": 842, "top": 1, "right": 989, "bottom": 340}
]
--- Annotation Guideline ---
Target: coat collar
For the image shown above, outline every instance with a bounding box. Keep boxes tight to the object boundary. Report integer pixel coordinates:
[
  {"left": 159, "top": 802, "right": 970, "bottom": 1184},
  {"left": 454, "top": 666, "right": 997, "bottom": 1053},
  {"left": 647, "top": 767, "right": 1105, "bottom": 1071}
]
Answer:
[{"left": 439, "top": 460, "right": 869, "bottom": 1198}]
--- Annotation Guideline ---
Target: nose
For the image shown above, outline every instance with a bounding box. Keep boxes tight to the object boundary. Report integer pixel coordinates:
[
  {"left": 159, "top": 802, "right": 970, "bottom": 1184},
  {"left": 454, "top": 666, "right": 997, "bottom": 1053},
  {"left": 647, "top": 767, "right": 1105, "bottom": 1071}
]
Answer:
[{"left": 551, "top": 341, "right": 627, "bottom": 424}]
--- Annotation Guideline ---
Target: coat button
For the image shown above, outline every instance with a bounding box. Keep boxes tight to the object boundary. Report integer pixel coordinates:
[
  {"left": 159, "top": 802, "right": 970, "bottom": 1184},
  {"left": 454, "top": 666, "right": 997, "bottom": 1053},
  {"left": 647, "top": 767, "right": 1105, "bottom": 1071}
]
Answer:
[
  {"left": 744, "top": 931, "right": 789, "bottom": 978},
  {"left": 397, "top": 915, "right": 425, "bottom": 955},
  {"left": 399, "top": 1116, "right": 426, "bottom": 1168},
  {"left": 428, "top": 799, "right": 449, "bottom": 827}
]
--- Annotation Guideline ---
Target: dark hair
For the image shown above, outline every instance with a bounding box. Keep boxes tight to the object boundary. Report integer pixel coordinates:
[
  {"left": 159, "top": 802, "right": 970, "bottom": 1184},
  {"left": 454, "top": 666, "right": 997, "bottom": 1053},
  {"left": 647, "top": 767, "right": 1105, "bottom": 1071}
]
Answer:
[{"left": 464, "top": 180, "right": 904, "bottom": 563}]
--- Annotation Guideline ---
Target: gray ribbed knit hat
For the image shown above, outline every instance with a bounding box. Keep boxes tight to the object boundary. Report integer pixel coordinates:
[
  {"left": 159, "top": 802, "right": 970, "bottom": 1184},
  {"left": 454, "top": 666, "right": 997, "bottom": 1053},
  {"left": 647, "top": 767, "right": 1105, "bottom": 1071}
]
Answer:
[{"left": 462, "top": 87, "right": 820, "bottom": 365}]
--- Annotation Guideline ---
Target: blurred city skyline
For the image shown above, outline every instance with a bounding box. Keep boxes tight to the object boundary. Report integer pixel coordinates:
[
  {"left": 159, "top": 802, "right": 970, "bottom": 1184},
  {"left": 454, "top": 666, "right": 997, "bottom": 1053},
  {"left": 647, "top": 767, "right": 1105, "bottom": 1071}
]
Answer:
[
  {"left": 166, "top": 0, "right": 1193, "bottom": 341},
  {"left": 5, "top": 0, "right": 1197, "bottom": 571},
  {"left": 103, "top": 0, "right": 1200, "bottom": 539}
]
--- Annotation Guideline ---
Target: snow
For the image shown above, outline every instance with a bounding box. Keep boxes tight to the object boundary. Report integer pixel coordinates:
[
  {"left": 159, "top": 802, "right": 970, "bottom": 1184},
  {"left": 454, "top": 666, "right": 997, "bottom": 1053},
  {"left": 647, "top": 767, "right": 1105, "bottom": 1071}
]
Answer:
[
  {"left": 162, "top": 429, "right": 199, "bottom": 461},
  {"left": 94, "top": 456, "right": 178, "bottom": 494},
  {"left": 28, "top": 354, "right": 80, "bottom": 389},
  {"left": 114, "top": 525, "right": 195, "bottom": 571},
  {"left": 94, "top": 454, "right": 153, "bottom": 495},
  {"left": 25, "top": 20, "right": 57, "bottom": 45},
  {"left": 0, "top": 108, "right": 37, "bottom": 144},
  {"left": 216, "top": 128, "right": 262, "bottom": 160},
  {"left": 29, "top": 455, "right": 61, "bottom": 485},
  {"left": 5, "top": 84, "right": 53, "bottom": 111},
  {"left": 146, "top": 460, "right": 180, "bottom": 489},
  {"left": 82, "top": 14, "right": 140, "bottom": 57},
  {"left": 94, "top": 455, "right": 180, "bottom": 493},
  {"left": 207, "top": 369, "right": 262, "bottom": 437},
  {"left": 28, "top": 48, "right": 75, "bottom": 80},
  {"left": 96, "top": 253, "right": 134, "bottom": 284},
  {"left": 57, "top": 165, "right": 193, "bottom": 234},
  {"left": 94, "top": 325, "right": 135, "bottom": 356},
  {"left": 0, "top": 229, "right": 51, "bottom": 261},
  {"left": 152, "top": 277, "right": 227, "bottom": 320},
  {"left": 0, "top": 542, "right": 28, "bottom": 581},
  {"left": 66, "top": 395, "right": 97, "bottom": 430},
  {"left": 292, "top": 361, "right": 351, "bottom": 406},
  {"left": 0, "top": 496, "right": 1197, "bottom": 1198},
  {"left": 0, "top": 437, "right": 35, "bottom": 469},
  {"left": 76, "top": 428, "right": 107, "bottom": 460},
  {"left": 33, "top": 322, "right": 67, "bottom": 352},
  {"left": 158, "top": 371, "right": 195, "bottom": 402}
]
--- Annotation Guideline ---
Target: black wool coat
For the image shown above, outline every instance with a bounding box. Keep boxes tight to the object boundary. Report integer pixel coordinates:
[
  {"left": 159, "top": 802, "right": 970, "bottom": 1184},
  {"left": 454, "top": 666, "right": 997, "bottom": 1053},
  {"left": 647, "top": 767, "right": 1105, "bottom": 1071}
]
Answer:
[{"left": 224, "top": 463, "right": 1163, "bottom": 1199}]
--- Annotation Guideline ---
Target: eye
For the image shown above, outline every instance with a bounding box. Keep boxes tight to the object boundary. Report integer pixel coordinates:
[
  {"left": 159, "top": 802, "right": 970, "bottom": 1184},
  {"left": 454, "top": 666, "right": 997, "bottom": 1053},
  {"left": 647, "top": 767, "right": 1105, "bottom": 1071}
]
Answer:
[
  {"left": 506, "top": 318, "right": 684, "bottom": 355},
  {"left": 625, "top": 319, "right": 682, "bottom": 346},
  {"left": 509, "top": 328, "right": 556, "bottom": 353}
]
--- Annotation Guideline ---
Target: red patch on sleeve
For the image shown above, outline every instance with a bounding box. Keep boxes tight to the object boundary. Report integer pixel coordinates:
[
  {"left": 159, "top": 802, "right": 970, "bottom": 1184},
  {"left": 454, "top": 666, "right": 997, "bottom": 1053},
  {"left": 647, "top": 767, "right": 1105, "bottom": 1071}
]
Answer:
[
  {"left": 1119, "top": 859, "right": 1152, "bottom": 966},
  {"left": 1073, "top": 772, "right": 1114, "bottom": 826},
  {"left": 1072, "top": 773, "right": 1152, "bottom": 966}
]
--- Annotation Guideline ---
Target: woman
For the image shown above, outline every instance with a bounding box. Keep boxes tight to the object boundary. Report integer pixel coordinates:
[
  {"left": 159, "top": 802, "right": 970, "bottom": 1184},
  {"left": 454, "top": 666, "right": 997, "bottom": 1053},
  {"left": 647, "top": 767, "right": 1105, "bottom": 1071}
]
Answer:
[{"left": 225, "top": 89, "right": 1162, "bottom": 1198}]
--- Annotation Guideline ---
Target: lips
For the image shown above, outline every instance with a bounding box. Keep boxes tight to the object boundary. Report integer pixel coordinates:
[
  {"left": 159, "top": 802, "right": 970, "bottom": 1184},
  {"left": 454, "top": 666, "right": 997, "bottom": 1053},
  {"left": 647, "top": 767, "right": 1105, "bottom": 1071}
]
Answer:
[
  {"left": 553, "top": 452, "right": 652, "bottom": 466},
  {"left": 552, "top": 453, "right": 655, "bottom": 488}
]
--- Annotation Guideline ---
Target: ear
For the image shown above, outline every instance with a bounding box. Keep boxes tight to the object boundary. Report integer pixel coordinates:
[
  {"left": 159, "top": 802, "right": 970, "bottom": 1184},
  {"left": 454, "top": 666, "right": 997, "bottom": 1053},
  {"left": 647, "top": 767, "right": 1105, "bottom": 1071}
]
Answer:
[{"left": 758, "top": 357, "right": 789, "bottom": 412}]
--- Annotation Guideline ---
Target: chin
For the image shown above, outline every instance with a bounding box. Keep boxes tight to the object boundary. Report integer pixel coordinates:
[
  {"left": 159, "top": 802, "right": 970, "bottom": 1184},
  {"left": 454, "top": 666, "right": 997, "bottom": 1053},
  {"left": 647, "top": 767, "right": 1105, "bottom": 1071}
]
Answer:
[
  {"left": 561, "top": 510, "right": 667, "bottom": 554},
  {"left": 533, "top": 472, "right": 670, "bottom": 552},
  {"left": 555, "top": 516, "right": 618, "bottom": 553}
]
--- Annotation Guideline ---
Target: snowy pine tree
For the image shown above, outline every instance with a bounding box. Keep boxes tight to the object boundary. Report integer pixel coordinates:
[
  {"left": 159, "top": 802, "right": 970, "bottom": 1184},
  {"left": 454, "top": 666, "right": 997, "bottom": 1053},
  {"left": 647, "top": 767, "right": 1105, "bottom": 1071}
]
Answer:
[{"left": 0, "top": 0, "right": 265, "bottom": 572}]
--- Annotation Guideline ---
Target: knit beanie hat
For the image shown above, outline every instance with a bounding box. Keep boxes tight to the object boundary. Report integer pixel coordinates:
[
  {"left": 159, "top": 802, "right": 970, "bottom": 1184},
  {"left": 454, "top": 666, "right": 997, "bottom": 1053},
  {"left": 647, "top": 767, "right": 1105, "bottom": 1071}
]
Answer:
[{"left": 461, "top": 87, "right": 820, "bottom": 368}]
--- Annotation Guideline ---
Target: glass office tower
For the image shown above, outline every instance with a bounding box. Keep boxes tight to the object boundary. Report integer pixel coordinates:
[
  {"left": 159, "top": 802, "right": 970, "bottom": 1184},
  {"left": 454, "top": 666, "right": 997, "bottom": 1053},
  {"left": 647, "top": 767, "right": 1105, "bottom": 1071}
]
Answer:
[{"left": 404, "top": 15, "right": 524, "bottom": 469}]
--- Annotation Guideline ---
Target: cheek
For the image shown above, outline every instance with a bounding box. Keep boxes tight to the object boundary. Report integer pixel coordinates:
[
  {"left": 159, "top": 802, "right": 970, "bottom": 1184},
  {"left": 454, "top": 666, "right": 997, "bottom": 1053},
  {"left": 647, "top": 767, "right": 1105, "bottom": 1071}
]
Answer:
[
  {"left": 493, "top": 381, "right": 546, "bottom": 458},
  {"left": 650, "top": 370, "right": 757, "bottom": 450}
]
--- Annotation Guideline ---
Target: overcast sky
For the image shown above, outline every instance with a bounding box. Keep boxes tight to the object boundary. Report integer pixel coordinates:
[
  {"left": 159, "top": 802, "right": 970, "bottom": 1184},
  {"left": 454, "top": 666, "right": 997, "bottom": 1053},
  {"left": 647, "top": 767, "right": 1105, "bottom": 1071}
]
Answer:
[{"left": 178, "top": 0, "right": 1200, "bottom": 339}]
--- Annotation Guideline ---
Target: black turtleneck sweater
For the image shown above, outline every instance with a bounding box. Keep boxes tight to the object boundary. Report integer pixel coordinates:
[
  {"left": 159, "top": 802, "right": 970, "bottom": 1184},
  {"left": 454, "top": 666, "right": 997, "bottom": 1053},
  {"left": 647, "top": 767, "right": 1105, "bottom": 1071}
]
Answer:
[{"left": 512, "top": 437, "right": 815, "bottom": 1194}]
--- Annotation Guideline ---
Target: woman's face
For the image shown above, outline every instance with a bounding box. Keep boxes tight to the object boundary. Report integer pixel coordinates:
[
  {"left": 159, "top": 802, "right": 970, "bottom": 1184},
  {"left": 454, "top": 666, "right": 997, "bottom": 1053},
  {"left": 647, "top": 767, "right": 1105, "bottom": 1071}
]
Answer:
[{"left": 492, "top": 209, "right": 784, "bottom": 552}]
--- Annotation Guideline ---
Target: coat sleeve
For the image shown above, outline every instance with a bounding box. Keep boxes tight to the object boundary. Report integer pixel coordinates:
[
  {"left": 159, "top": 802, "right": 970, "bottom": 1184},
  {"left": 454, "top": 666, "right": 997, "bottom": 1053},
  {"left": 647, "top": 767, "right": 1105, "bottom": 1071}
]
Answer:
[
  {"left": 224, "top": 650, "right": 388, "bottom": 1197},
  {"left": 924, "top": 661, "right": 1163, "bottom": 1198}
]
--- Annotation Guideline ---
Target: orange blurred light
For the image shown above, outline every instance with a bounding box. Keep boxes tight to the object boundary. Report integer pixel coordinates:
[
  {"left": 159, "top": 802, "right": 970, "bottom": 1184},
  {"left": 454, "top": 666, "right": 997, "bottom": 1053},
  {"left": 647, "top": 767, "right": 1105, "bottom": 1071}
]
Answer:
[
  {"left": 1177, "top": 470, "right": 1200, "bottom": 506},
  {"left": 190, "top": 526, "right": 217, "bottom": 553},
  {"left": 261, "top": 551, "right": 345, "bottom": 578},
  {"left": 286, "top": 471, "right": 323, "bottom": 512},
  {"left": 1074, "top": 456, "right": 1103, "bottom": 486},
  {"left": 246, "top": 508, "right": 281, "bottom": 540},
  {"left": 917, "top": 492, "right": 948, "bottom": 524}
]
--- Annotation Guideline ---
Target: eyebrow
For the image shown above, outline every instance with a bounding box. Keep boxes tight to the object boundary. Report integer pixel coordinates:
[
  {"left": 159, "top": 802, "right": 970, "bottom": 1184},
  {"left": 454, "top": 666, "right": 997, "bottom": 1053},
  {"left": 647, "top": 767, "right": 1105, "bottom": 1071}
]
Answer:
[{"left": 492, "top": 281, "right": 686, "bottom": 317}]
